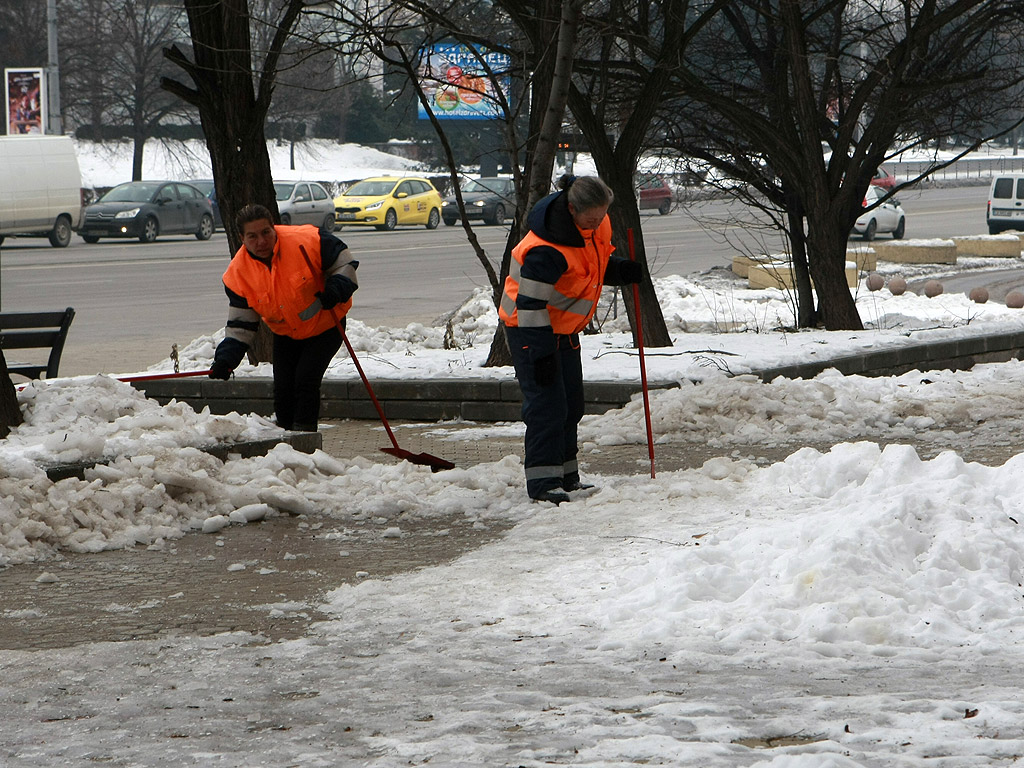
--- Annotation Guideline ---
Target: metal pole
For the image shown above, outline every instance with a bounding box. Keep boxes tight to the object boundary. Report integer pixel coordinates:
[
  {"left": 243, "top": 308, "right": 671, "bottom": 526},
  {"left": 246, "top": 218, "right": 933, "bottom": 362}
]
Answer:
[{"left": 46, "top": 0, "right": 62, "bottom": 135}]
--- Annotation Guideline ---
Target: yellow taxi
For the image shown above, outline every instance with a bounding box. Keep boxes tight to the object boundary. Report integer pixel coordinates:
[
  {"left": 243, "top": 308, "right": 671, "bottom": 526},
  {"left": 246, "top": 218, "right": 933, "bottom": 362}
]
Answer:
[{"left": 333, "top": 176, "right": 443, "bottom": 231}]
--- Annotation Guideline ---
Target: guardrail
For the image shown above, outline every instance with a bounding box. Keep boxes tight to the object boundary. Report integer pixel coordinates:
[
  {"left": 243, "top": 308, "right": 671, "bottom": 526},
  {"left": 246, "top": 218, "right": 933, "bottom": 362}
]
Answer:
[{"left": 886, "top": 156, "right": 1024, "bottom": 183}]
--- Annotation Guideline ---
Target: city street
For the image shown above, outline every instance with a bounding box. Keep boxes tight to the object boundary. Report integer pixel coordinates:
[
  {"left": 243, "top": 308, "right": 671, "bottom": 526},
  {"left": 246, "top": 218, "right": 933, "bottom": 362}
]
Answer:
[{"left": 0, "top": 184, "right": 994, "bottom": 376}]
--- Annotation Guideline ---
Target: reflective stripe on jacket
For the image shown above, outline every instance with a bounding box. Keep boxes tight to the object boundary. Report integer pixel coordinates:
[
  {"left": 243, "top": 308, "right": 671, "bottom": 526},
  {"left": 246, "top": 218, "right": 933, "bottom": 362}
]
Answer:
[
  {"left": 499, "top": 214, "right": 614, "bottom": 335},
  {"left": 222, "top": 225, "right": 352, "bottom": 340}
]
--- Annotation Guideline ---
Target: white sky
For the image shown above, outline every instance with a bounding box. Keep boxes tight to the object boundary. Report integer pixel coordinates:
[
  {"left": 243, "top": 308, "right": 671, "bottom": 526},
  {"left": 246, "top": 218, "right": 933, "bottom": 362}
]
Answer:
[{"left": 5, "top": 141, "right": 1024, "bottom": 766}]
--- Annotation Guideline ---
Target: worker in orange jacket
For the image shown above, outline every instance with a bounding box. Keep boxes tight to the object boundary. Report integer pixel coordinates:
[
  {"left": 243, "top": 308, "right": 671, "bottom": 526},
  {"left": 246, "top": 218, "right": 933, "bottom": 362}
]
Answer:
[
  {"left": 500, "top": 176, "right": 642, "bottom": 503},
  {"left": 209, "top": 203, "right": 359, "bottom": 432}
]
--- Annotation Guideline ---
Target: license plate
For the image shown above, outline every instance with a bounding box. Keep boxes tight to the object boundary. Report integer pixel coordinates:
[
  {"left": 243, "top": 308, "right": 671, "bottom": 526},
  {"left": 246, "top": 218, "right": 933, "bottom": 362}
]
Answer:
[{"left": 338, "top": 213, "right": 356, "bottom": 221}]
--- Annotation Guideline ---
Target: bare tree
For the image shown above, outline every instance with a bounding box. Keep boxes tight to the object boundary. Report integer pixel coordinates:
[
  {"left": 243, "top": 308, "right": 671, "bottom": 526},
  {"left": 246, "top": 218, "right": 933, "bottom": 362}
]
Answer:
[
  {"left": 60, "top": 0, "right": 190, "bottom": 179},
  {"left": 665, "top": 0, "right": 1024, "bottom": 330},
  {"left": 162, "top": 0, "right": 306, "bottom": 362}
]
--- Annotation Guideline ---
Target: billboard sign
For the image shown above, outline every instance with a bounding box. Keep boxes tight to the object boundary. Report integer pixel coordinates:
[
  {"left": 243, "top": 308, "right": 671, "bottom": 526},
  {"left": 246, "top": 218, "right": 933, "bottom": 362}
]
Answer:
[
  {"left": 417, "top": 44, "right": 510, "bottom": 121},
  {"left": 5, "top": 68, "right": 45, "bottom": 135}
]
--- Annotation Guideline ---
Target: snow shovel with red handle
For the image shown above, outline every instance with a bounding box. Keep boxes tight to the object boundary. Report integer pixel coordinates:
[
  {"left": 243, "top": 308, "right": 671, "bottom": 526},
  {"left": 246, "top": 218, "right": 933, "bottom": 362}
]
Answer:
[
  {"left": 298, "top": 245, "right": 455, "bottom": 472},
  {"left": 628, "top": 228, "right": 656, "bottom": 479}
]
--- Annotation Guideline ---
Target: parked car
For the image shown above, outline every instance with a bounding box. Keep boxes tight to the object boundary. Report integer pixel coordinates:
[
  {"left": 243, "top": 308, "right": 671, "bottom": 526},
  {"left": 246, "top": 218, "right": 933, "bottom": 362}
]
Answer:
[
  {"left": 853, "top": 184, "right": 905, "bottom": 241},
  {"left": 79, "top": 181, "right": 214, "bottom": 243},
  {"left": 275, "top": 181, "right": 336, "bottom": 230},
  {"left": 334, "top": 176, "right": 443, "bottom": 231},
  {"left": 441, "top": 177, "right": 514, "bottom": 227},
  {"left": 185, "top": 178, "right": 222, "bottom": 229},
  {"left": 987, "top": 173, "right": 1024, "bottom": 234},
  {"left": 870, "top": 166, "right": 896, "bottom": 190},
  {"left": 637, "top": 174, "right": 673, "bottom": 215}
]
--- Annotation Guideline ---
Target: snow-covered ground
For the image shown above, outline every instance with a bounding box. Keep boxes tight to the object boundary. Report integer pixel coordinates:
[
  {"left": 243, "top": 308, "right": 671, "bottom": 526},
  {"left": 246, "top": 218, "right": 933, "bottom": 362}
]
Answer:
[{"left": 5, "top": 140, "right": 1024, "bottom": 765}]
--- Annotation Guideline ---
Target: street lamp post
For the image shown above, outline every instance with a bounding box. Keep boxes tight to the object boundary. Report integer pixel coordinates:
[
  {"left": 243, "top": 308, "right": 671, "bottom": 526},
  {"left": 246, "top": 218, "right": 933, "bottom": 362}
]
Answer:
[{"left": 46, "top": 0, "right": 62, "bottom": 135}]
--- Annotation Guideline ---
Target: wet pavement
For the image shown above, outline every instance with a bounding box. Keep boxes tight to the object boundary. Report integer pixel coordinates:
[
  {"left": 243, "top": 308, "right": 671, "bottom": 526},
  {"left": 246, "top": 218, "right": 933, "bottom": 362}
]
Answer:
[{"left": 1, "top": 417, "right": 1020, "bottom": 651}]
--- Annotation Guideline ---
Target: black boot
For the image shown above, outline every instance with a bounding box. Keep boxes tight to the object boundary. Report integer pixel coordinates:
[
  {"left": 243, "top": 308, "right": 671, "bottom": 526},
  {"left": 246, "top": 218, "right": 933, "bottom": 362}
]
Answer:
[
  {"left": 564, "top": 479, "right": 596, "bottom": 492},
  {"left": 532, "top": 489, "right": 571, "bottom": 505}
]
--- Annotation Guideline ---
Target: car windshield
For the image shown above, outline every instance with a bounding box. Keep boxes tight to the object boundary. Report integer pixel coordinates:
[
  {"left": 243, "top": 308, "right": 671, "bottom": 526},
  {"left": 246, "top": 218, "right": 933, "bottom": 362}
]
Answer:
[
  {"left": 100, "top": 182, "right": 162, "bottom": 203},
  {"left": 463, "top": 179, "right": 511, "bottom": 195},
  {"left": 274, "top": 183, "right": 296, "bottom": 200},
  {"left": 345, "top": 180, "right": 398, "bottom": 197}
]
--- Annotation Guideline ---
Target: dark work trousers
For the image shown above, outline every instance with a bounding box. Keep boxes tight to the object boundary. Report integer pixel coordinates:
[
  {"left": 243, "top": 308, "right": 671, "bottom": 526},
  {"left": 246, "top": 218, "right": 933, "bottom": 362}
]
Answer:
[
  {"left": 272, "top": 323, "right": 343, "bottom": 431},
  {"left": 506, "top": 326, "right": 585, "bottom": 498}
]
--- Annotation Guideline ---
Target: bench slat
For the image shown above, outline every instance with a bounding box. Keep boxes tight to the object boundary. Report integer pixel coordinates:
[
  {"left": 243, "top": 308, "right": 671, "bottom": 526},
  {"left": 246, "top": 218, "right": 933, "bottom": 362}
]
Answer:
[{"left": 0, "top": 307, "right": 76, "bottom": 379}]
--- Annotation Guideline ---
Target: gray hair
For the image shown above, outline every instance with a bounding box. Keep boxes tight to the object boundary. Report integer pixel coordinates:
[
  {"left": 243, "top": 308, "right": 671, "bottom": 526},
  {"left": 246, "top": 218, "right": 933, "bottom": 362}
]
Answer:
[{"left": 558, "top": 174, "right": 614, "bottom": 211}]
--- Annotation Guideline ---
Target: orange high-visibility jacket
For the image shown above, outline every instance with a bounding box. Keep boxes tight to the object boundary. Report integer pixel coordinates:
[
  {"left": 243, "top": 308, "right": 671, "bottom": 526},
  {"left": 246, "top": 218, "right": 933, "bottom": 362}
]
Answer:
[
  {"left": 499, "top": 214, "right": 614, "bottom": 335},
  {"left": 223, "top": 225, "right": 351, "bottom": 340}
]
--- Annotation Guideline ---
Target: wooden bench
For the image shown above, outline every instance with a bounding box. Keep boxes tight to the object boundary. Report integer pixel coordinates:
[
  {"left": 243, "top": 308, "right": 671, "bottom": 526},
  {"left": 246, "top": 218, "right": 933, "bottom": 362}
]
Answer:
[{"left": 0, "top": 308, "right": 76, "bottom": 379}]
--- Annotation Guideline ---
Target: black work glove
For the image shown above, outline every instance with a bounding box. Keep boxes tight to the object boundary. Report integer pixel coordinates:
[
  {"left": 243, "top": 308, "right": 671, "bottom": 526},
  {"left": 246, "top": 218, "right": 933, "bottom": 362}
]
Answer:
[
  {"left": 209, "top": 359, "right": 233, "bottom": 380},
  {"left": 534, "top": 354, "right": 557, "bottom": 387},
  {"left": 209, "top": 337, "right": 247, "bottom": 379},
  {"left": 316, "top": 275, "right": 356, "bottom": 310},
  {"left": 619, "top": 260, "right": 643, "bottom": 284}
]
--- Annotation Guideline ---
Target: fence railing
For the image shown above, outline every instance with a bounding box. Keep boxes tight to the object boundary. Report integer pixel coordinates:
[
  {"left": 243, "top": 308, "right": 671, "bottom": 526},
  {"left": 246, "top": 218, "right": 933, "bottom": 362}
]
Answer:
[{"left": 888, "top": 156, "right": 1024, "bottom": 183}]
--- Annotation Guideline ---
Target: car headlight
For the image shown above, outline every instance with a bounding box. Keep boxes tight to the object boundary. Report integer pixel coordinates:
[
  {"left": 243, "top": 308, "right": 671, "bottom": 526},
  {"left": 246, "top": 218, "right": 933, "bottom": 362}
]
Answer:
[
  {"left": 366, "top": 200, "right": 384, "bottom": 210},
  {"left": 473, "top": 200, "right": 486, "bottom": 207},
  {"left": 441, "top": 200, "right": 450, "bottom": 207},
  {"left": 115, "top": 208, "right": 141, "bottom": 219}
]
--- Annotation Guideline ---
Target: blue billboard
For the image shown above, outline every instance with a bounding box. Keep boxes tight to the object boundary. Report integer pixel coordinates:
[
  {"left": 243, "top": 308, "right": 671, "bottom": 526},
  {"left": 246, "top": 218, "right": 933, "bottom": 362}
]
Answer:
[{"left": 417, "top": 44, "right": 510, "bottom": 121}]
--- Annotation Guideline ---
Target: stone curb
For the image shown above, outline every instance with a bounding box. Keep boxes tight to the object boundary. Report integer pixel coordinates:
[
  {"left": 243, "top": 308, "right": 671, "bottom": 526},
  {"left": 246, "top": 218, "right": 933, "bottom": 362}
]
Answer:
[
  {"left": 42, "top": 431, "right": 322, "bottom": 482},
  {"left": 128, "top": 330, "right": 1024, "bottom": 422}
]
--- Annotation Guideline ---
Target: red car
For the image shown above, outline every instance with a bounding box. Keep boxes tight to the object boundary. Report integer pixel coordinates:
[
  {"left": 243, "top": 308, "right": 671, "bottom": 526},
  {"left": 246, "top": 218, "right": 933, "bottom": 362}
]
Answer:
[
  {"left": 870, "top": 166, "right": 896, "bottom": 190},
  {"left": 637, "top": 174, "right": 673, "bottom": 215}
]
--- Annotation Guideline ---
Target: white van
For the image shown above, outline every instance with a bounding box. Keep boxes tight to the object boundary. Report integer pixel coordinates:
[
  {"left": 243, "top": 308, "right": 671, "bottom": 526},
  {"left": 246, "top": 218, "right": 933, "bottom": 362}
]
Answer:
[
  {"left": 0, "top": 135, "right": 84, "bottom": 247},
  {"left": 987, "top": 173, "right": 1024, "bottom": 235}
]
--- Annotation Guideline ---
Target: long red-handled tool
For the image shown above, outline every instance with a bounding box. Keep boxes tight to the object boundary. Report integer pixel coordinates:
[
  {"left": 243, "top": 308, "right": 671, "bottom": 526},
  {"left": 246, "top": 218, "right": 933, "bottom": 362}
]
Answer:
[
  {"left": 298, "top": 245, "right": 454, "bottom": 472},
  {"left": 628, "top": 228, "right": 656, "bottom": 479},
  {"left": 117, "top": 369, "right": 211, "bottom": 383},
  {"left": 15, "top": 368, "right": 213, "bottom": 391}
]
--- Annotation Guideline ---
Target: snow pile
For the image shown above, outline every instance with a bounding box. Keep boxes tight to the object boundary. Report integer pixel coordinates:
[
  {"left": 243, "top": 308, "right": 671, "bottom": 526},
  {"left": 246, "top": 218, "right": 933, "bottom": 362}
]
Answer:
[
  {"left": 581, "top": 360, "right": 1024, "bottom": 449},
  {"left": 74, "top": 138, "right": 428, "bottom": 191},
  {"left": 591, "top": 442, "right": 1024, "bottom": 652}
]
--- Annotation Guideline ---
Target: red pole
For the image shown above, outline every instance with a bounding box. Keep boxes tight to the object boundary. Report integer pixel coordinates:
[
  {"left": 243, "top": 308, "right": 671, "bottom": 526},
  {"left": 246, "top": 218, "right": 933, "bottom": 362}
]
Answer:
[
  {"left": 117, "top": 369, "right": 212, "bottom": 383},
  {"left": 628, "top": 228, "right": 655, "bottom": 479}
]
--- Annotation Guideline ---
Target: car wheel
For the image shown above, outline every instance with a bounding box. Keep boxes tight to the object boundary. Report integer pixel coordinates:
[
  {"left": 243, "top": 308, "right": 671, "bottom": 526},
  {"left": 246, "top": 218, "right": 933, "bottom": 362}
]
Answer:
[
  {"left": 139, "top": 217, "right": 159, "bottom": 243},
  {"left": 989, "top": 224, "right": 1002, "bottom": 235},
  {"left": 862, "top": 218, "right": 877, "bottom": 241},
  {"left": 443, "top": 217, "right": 457, "bottom": 227},
  {"left": 658, "top": 199, "right": 671, "bottom": 216},
  {"left": 82, "top": 235, "right": 100, "bottom": 244},
  {"left": 321, "top": 214, "right": 336, "bottom": 232},
  {"left": 893, "top": 217, "right": 906, "bottom": 240},
  {"left": 376, "top": 208, "right": 398, "bottom": 231},
  {"left": 280, "top": 213, "right": 291, "bottom": 225},
  {"left": 195, "top": 214, "right": 214, "bottom": 241},
  {"left": 426, "top": 208, "right": 440, "bottom": 230},
  {"left": 487, "top": 204, "right": 506, "bottom": 226},
  {"left": 48, "top": 214, "right": 73, "bottom": 247}
]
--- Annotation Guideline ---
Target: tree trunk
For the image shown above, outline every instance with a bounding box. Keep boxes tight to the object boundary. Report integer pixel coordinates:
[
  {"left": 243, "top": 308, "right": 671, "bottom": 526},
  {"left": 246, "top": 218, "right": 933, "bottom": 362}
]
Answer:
[
  {"left": 0, "top": 350, "right": 23, "bottom": 439},
  {"left": 806, "top": 219, "right": 863, "bottom": 331},
  {"left": 163, "top": 0, "right": 305, "bottom": 364},
  {"left": 606, "top": 202, "right": 671, "bottom": 347},
  {"left": 785, "top": 202, "right": 817, "bottom": 328}
]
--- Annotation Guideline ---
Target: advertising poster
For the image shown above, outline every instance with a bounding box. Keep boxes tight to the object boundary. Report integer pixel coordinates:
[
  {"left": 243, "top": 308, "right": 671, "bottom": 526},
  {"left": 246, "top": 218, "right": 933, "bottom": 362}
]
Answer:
[
  {"left": 5, "top": 68, "right": 45, "bottom": 135},
  {"left": 417, "top": 44, "right": 510, "bottom": 120}
]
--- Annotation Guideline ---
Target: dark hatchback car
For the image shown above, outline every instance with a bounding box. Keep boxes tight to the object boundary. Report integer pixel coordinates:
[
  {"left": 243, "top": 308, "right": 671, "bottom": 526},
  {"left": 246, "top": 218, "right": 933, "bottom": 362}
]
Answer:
[
  {"left": 442, "top": 177, "right": 515, "bottom": 226},
  {"left": 185, "top": 178, "right": 223, "bottom": 229},
  {"left": 79, "top": 180, "right": 215, "bottom": 244}
]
